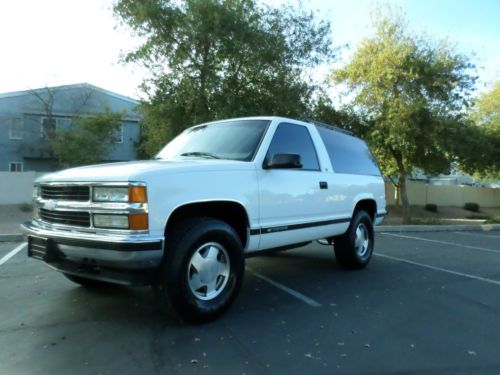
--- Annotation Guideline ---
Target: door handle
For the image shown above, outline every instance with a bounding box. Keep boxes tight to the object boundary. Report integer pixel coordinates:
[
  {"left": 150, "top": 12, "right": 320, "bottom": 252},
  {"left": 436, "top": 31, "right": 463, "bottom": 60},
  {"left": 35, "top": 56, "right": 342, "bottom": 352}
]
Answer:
[{"left": 319, "top": 181, "right": 328, "bottom": 189}]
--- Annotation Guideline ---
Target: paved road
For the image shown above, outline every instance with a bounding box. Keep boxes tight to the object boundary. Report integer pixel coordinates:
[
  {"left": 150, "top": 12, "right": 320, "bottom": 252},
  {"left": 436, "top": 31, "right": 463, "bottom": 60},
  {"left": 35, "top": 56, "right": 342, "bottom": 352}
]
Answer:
[{"left": 1, "top": 231, "right": 499, "bottom": 374}]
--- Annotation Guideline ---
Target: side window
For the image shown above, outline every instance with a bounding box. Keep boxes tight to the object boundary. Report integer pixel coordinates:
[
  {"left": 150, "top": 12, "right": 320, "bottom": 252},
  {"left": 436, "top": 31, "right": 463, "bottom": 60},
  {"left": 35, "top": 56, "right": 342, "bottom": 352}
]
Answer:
[
  {"left": 266, "top": 123, "right": 320, "bottom": 171},
  {"left": 315, "top": 125, "right": 381, "bottom": 176}
]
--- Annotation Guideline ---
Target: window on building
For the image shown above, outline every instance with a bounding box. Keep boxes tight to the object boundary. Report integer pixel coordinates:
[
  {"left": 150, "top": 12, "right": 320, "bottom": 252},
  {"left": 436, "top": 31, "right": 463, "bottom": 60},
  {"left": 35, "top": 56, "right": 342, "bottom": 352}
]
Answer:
[
  {"left": 9, "top": 118, "right": 23, "bottom": 140},
  {"left": 114, "top": 124, "right": 123, "bottom": 143},
  {"left": 266, "top": 123, "right": 320, "bottom": 171},
  {"left": 41, "top": 117, "right": 72, "bottom": 139},
  {"left": 9, "top": 162, "right": 23, "bottom": 172}
]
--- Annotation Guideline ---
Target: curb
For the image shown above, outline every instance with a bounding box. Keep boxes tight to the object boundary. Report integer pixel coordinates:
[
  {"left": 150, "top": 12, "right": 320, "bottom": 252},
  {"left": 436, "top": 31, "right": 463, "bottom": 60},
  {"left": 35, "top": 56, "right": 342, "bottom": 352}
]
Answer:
[
  {"left": 376, "top": 224, "right": 500, "bottom": 232},
  {"left": 0, "top": 234, "right": 25, "bottom": 242}
]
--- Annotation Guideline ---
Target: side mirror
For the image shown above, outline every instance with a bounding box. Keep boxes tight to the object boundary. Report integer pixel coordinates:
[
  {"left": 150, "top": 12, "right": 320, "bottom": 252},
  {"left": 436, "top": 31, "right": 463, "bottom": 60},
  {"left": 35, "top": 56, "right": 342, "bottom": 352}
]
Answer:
[{"left": 263, "top": 153, "right": 302, "bottom": 169}]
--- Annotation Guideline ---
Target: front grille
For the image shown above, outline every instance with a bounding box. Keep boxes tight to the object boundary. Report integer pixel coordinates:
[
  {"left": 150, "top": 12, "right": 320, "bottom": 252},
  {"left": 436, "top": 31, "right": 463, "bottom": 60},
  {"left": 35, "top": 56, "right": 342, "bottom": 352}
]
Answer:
[
  {"left": 40, "top": 209, "right": 91, "bottom": 227},
  {"left": 41, "top": 185, "right": 90, "bottom": 201}
]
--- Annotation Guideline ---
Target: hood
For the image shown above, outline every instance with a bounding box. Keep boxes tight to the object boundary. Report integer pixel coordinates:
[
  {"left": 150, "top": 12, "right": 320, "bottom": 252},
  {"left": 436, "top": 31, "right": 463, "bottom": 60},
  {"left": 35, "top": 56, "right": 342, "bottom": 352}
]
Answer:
[{"left": 37, "top": 159, "right": 255, "bottom": 183}]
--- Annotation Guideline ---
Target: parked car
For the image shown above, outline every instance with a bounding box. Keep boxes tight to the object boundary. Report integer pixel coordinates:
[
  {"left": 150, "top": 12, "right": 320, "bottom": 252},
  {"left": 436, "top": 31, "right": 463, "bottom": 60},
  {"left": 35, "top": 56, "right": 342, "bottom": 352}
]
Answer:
[{"left": 22, "top": 117, "right": 386, "bottom": 322}]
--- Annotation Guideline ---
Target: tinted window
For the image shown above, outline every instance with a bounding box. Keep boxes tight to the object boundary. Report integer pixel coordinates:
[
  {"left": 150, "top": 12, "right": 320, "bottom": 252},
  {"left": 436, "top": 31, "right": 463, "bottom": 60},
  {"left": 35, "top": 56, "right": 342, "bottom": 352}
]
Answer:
[
  {"left": 316, "top": 125, "right": 381, "bottom": 176},
  {"left": 266, "top": 123, "right": 320, "bottom": 170},
  {"left": 156, "top": 119, "right": 269, "bottom": 161}
]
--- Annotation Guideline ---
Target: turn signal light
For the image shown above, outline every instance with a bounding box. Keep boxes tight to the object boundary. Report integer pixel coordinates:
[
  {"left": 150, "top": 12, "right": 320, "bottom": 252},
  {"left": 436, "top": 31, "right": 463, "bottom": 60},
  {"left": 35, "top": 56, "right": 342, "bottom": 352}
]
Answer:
[
  {"left": 129, "top": 186, "right": 147, "bottom": 203},
  {"left": 129, "top": 213, "right": 148, "bottom": 230}
]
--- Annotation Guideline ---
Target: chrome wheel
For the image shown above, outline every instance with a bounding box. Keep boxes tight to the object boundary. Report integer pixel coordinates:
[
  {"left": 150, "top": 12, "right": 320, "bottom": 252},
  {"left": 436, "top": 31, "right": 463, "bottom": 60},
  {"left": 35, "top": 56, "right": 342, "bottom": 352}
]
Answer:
[
  {"left": 354, "top": 223, "right": 369, "bottom": 257},
  {"left": 187, "top": 242, "right": 230, "bottom": 301}
]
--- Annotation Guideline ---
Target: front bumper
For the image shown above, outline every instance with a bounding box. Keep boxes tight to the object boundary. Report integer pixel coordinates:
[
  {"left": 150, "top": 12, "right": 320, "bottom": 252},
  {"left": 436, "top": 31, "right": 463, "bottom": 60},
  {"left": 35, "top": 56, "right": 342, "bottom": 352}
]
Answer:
[{"left": 22, "top": 221, "right": 164, "bottom": 285}]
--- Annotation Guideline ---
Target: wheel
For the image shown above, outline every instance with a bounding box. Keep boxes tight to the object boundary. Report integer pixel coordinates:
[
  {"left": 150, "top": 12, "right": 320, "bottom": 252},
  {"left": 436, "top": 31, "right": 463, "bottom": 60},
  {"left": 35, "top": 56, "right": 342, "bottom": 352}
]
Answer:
[
  {"left": 63, "top": 273, "right": 112, "bottom": 288},
  {"left": 334, "top": 210, "right": 374, "bottom": 269},
  {"left": 155, "top": 218, "right": 244, "bottom": 323}
]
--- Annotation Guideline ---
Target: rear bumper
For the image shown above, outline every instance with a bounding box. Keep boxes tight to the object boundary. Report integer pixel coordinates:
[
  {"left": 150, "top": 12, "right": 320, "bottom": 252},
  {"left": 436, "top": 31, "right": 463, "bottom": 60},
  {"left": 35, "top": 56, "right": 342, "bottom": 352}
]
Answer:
[{"left": 21, "top": 221, "right": 164, "bottom": 285}]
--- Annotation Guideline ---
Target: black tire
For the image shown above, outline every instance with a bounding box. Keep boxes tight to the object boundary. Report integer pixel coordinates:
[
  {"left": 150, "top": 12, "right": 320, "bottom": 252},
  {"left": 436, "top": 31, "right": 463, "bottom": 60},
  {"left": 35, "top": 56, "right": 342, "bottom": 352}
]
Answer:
[
  {"left": 154, "top": 217, "right": 244, "bottom": 323},
  {"left": 63, "top": 273, "right": 112, "bottom": 288},
  {"left": 334, "top": 210, "right": 374, "bottom": 269}
]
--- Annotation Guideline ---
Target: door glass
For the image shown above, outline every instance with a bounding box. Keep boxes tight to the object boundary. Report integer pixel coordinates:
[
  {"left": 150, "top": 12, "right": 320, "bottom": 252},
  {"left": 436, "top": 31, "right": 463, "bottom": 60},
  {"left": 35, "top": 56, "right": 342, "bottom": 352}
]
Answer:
[{"left": 266, "top": 123, "right": 320, "bottom": 170}]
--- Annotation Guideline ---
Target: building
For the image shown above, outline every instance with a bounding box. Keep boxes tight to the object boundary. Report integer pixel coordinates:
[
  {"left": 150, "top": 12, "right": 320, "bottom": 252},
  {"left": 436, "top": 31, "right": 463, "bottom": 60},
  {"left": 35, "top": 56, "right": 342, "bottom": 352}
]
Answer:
[{"left": 0, "top": 83, "right": 141, "bottom": 172}]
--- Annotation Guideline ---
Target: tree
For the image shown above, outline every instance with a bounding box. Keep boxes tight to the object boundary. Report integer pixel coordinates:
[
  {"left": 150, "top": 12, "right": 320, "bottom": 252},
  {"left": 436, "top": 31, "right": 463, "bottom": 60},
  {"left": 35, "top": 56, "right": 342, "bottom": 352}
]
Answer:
[
  {"left": 332, "top": 11, "right": 477, "bottom": 223},
  {"left": 114, "top": 0, "right": 334, "bottom": 156},
  {"left": 459, "top": 82, "right": 500, "bottom": 179},
  {"left": 51, "top": 108, "right": 123, "bottom": 165}
]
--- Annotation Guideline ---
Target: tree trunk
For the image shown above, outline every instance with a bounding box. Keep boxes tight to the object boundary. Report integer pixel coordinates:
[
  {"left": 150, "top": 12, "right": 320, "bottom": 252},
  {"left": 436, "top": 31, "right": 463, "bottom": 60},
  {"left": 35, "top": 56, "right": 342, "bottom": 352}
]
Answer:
[
  {"left": 399, "top": 175, "right": 411, "bottom": 224},
  {"left": 394, "top": 185, "right": 400, "bottom": 208}
]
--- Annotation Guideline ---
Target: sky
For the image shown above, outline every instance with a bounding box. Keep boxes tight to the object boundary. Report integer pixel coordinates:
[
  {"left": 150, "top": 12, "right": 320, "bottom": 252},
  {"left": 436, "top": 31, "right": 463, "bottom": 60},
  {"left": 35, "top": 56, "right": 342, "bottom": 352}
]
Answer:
[{"left": 0, "top": 0, "right": 498, "bottom": 100}]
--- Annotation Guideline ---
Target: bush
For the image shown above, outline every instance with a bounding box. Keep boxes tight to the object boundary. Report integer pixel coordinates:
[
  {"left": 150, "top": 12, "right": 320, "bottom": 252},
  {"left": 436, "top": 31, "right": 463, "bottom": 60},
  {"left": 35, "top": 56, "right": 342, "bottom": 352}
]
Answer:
[
  {"left": 486, "top": 216, "right": 500, "bottom": 224},
  {"left": 464, "top": 202, "right": 480, "bottom": 212},
  {"left": 424, "top": 203, "right": 438, "bottom": 212}
]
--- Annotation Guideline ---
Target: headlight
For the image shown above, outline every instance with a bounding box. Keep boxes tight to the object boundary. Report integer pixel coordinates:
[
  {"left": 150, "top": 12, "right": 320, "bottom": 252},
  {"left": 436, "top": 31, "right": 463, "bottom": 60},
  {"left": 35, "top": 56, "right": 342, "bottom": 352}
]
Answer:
[
  {"left": 93, "top": 187, "right": 129, "bottom": 202},
  {"left": 93, "top": 214, "right": 129, "bottom": 229}
]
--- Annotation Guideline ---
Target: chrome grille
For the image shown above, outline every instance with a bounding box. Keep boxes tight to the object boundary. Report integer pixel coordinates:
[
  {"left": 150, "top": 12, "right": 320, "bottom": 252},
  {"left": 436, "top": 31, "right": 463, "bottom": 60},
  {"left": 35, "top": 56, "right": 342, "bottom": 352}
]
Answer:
[
  {"left": 40, "top": 209, "right": 90, "bottom": 227},
  {"left": 41, "top": 185, "right": 90, "bottom": 201}
]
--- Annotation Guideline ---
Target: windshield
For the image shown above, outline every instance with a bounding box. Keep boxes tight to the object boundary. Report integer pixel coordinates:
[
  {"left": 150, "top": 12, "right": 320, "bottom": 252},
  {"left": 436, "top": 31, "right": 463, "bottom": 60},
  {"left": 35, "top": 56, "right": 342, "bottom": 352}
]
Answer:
[{"left": 155, "top": 119, "right": 270, "bottom": 161}]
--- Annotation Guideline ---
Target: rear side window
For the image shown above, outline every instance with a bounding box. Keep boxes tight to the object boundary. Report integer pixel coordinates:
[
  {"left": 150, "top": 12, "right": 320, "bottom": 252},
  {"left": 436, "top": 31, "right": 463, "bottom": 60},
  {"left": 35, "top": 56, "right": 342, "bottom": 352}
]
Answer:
[
  {"left": 266, "top": 123, "right": 320, "bottom": 170},
  {"left": 316, "top": 126, "right": 381, "bottom": 176}
]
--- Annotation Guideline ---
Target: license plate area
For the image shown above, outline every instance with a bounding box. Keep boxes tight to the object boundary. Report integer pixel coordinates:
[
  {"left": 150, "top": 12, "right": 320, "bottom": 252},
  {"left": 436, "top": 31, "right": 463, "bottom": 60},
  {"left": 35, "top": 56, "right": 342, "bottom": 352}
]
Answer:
[{"left": 28, "top": 236, "right": 58, "bottom": 262}]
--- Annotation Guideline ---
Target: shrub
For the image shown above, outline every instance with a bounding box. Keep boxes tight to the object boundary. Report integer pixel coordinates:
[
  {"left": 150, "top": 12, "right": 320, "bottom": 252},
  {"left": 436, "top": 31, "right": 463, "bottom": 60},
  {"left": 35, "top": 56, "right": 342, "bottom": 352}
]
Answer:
[
  {"left": 424, "top": 203, "right": 438, "bottom": 212},
  {"left": 464, "top": 202, "right": 480, "bottom": 212}
]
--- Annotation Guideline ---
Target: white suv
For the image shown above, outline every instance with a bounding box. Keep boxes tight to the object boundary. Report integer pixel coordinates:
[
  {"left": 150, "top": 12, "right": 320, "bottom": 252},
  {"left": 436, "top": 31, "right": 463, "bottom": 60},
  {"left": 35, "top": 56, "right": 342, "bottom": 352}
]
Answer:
[{"left": 23, "top": 117, "right": 386, "bottom": 322}]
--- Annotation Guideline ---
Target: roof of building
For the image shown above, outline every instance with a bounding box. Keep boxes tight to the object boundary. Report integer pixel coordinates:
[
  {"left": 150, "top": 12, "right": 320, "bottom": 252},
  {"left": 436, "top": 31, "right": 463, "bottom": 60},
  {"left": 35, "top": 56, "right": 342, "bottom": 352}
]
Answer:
[{"left": 0, "top": 83, "right": 139, "bottom": 104}]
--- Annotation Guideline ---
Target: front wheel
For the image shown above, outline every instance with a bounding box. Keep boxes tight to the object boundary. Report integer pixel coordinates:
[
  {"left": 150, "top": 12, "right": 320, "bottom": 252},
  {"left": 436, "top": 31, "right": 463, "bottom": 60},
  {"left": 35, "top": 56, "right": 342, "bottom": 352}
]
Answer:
[
  {"left": 334, "top": 210, "right": 374, "bottom": 269},
  {"left": 154, "top": 218, "right": 244, "bottom": 323}
]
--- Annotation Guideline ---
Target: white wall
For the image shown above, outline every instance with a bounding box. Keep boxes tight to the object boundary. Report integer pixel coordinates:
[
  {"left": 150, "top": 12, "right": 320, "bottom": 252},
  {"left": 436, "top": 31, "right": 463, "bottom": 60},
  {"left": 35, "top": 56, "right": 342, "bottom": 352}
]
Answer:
[
  {"left": 385, "top": 182, "right": 500, "bottom": 207},
  {"left": 0, "top": 172, "right": 45, "bottom": 204}
]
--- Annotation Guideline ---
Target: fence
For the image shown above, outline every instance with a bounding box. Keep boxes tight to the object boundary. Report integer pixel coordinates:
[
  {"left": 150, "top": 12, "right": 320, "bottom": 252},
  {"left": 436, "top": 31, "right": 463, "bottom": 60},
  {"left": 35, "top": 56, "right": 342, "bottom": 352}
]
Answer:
[
  {"left": 385, "top": 182, "right": 500, "bottom": 207},
  {"left": 0, "top": 172, "right": 45, "bottom": 204}
]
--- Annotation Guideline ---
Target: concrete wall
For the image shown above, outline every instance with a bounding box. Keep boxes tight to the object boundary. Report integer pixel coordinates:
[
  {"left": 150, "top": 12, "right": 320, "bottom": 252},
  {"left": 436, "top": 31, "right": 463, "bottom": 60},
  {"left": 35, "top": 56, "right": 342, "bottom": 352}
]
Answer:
[
  {"left": 0, "top": 172, "right": 45, "bottom": 204},
  {"left": 386, "top": 182, "right": 500, "bottom": 207}
]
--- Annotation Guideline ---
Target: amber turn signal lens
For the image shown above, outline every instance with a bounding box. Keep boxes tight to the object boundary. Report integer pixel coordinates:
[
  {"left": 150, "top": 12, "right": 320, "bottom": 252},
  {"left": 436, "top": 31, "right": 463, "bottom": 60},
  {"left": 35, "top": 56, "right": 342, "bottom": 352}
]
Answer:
[
  {"left": 129, "top": 186, "right": 147, "bottom": 203},
  {"left": 129, "top": 213, "right": 148, "bottom": 230}
]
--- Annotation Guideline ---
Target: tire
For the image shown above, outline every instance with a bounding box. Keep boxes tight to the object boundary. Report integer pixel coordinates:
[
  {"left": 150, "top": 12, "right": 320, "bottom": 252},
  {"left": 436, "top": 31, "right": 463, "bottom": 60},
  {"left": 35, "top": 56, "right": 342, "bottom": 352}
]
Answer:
[
  {"left": 63, "top": 273, "right": 112, "bottom": 288},
  {"left": 154, "top": 218, "right": 245, "bottom": 323},
  {"left": 334, "top": 210, "right": 374, "bottom": 269}
]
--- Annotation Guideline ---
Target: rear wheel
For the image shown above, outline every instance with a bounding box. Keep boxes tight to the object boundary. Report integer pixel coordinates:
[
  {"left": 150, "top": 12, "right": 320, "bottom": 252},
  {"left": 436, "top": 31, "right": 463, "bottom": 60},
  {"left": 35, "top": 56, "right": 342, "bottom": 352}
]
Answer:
[
  {"left": 154, "top": 218, "right": 244, "bottom": 323},
  {"left": 334, "top": 210, "right": 374, "bottom": 269}
]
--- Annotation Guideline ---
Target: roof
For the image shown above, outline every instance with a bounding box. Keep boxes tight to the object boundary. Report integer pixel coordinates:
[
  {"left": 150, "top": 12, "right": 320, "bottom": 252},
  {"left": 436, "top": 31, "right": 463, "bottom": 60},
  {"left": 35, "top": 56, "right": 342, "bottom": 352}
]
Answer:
[{"left": 0, "top": 83, "right": 139, "bottom": 104}]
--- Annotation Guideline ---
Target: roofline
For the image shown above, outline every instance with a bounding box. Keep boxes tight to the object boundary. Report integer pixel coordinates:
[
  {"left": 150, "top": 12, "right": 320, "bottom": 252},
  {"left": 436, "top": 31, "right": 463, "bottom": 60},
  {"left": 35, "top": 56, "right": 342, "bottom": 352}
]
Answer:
[{"left": 0, "top": 83, "right": 139, "bottom": 104}]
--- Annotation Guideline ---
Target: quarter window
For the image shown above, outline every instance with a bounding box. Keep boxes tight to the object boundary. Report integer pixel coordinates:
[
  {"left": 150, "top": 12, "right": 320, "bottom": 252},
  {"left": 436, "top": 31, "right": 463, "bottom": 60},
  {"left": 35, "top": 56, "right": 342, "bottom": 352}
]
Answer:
[
  {"left": 266, "top": 123, "right": 320, "bottom": 170},
  {"left": 315, "top": 125, "right": 381, "bottom": 176}
]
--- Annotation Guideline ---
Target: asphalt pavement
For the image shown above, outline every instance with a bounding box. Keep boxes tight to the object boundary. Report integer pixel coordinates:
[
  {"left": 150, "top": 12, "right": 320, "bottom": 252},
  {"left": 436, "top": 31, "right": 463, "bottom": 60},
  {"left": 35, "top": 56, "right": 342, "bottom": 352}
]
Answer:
[{"left": 1, "top": 230, "right": 500, "bottom": 374}]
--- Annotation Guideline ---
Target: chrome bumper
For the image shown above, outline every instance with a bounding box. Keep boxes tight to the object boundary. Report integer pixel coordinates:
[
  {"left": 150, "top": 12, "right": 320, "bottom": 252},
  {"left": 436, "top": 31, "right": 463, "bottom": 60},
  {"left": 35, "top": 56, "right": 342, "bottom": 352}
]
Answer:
[{"left": 21, "top": 221, "right": 164, "bottom": 285}]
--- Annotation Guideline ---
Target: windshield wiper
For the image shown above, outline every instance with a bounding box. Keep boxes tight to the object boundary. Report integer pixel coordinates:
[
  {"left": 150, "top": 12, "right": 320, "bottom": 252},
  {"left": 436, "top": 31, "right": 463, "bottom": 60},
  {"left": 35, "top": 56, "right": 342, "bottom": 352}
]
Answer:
[{"left": 180, "top": 152, "right": 221, "bottom": 159}]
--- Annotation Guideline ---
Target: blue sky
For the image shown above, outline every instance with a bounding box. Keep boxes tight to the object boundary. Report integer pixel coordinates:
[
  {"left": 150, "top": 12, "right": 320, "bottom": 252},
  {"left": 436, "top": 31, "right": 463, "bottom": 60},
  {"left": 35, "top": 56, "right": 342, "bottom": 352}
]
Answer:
[{"left": 0, "top": 0, "right": 498, "bottom": 98}]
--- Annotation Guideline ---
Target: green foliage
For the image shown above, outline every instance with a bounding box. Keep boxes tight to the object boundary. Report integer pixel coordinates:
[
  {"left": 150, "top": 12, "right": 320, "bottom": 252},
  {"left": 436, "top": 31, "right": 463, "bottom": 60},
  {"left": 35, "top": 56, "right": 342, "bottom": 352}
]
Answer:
[
  {"left": 486, "top": 215, "right": 500, "bottom": 224},
  {"left": 424, "top": 203, "right": 438, "bottom": 213},
  {"left": 458, "top": 82, "right": 500, "bottom": 179},
  {"left": 51, "top": 109, "right": 123, "bottom": 165},
  {"left": 19, "top": 203, "right": 32, "bottom": 212},
  {"left": 463, "top": 202, "right": 480, "bottom": 212},
  {"left": 332, "top": 9, "right": 477, "bottom": 222},
  {"left": 114, "top": 0, "right": 334, "bottom": 156}
]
